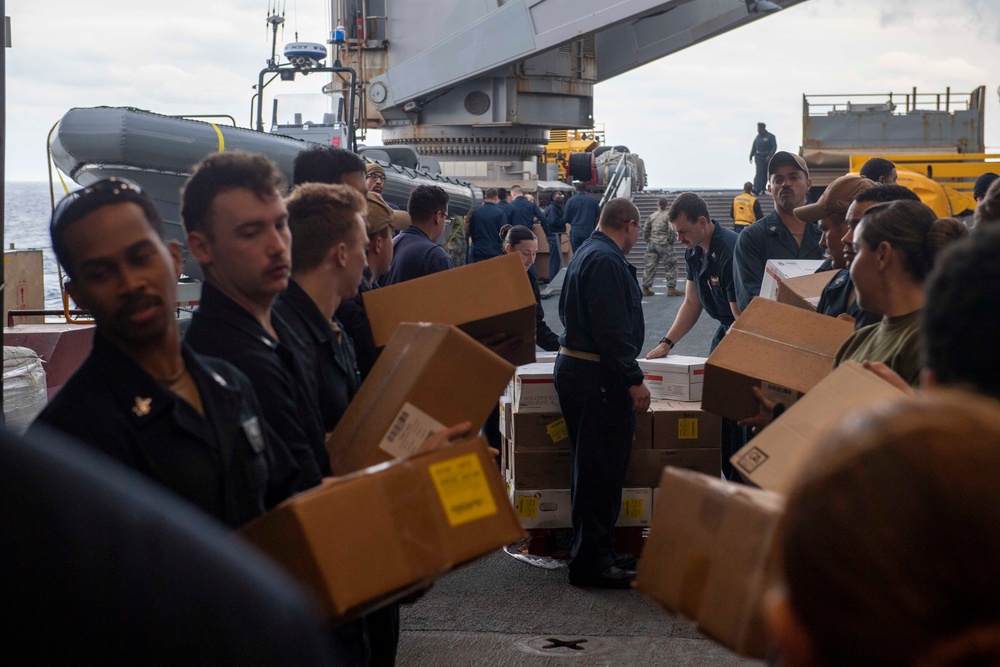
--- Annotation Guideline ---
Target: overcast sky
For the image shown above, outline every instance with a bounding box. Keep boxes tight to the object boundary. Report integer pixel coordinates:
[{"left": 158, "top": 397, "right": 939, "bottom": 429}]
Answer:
[{"left": 6, "top": 0, "right": 1000, "bottom": 187}]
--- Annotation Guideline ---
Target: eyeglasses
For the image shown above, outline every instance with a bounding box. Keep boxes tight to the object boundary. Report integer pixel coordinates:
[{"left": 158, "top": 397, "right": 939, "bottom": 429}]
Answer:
[
  {"left": 368, "top": 174, "right": 386, "bottom": 183},
  {"left": 51, "top": 177, "right": 145, "bottom": 233}
]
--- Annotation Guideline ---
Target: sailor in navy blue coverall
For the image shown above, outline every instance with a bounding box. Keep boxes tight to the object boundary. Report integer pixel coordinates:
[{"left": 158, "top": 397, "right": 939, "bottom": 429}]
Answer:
[{"left": 555, "top": 198, "right": 649, "bottom": 589}]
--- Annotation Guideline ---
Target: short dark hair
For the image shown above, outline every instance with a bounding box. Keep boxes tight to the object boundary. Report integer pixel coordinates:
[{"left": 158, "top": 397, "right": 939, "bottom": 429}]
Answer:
[
  {"left": 922, "top": 227, "right": 1000, "bottom": 399},
  {"left": 859, "top": 157, "right": 896, "bottom": 182},
  {"left": 974, "top": 177, "right": 1000, "bottom": 228},
  {"left": 497, "top": 187, "right": 509, "bottom": 201},
  {"left": 854, "top": 183, "right": 921, "bottom": 205},
  {"left": 858, "top": 200, "right": 967, "bottom": 282},
  {"left": 292, "top": 145, "right": 365, "bottom": 187},
  {"left": 510, "top": 185, "right": 523, "bottom": 196},
  {"left": 407, "top": 185, "right": 449, "bottom": 223},
  {"left": 657, "top": 197, "right": 669, "bottom": 210},
  {"left": 484, "top": 188, "right": 498, "bottom": 200},
  {"left": 500, "top": 224, "right": 536, "bottom": 246},
  {"left": 51, "top": 178, "right": 164, "bottom": 280},
  {"left": 667, "top": 192, "right": 710, "bottom": 224},
  {"left": 574, "top": 182, "right": 587, "bottom": 192},
  {"left": 181, "top": 151, "right": 286, "bottom": 237},
  {"left": 285, "top": 183, "right": 367, "bottom": 273},
  {"left": 598, "top": 198, "right": 640, "bottom": 231}
]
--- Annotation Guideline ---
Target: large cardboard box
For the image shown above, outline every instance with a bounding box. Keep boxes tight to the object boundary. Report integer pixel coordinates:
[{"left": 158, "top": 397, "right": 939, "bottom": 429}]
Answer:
[
  {"left": 637, "top": 356, "right": 706, "bottom": 401},
  {"left": 326, "top": 323, "right": 515, "bottom": 475},
  {"left": 625, "top": 448, "right": 721, "bottom": 487},
  {"left": 510, "top": 412, "right": 570, "bottom": 451},
  {"left": 362, "top": 252, "right": 537, "bottom": 365},
  {"left": 731, "top": 361, "right": 906, "bottom": 492},
  {"left": 776, "top": 270, "right": 835, "bottom": 312},
  {"left": 509, "top": 486, "right": 652, "bottom": 529},
  {"left": 635, "top": 468, "right": 785, "bottom": 658},
  {"left": 650, "top": 401, "right": 722, "bottom": 450},
  {"left": 512, "top": 362, "right": 560, "bottom": 413},
  {"left": 242, "top": 438, "right": 525, "bottom": 620},
  {"left": 759, "top": 259, "right": 826, "bottom": 300},
  {"left": 510, "top": 450, "right": 572, "bottom": 488},
  {"left": 633, "top": 409, "right": 653, "bottom": 450},
  {"left": 702, "top": 298, "right": 854, "bottom": 421}
]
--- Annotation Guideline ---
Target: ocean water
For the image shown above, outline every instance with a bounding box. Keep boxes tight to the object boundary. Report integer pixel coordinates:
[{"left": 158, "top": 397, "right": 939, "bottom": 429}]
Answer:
[{"left": 5, "top": 181, "right": 64, "bottom": 311}]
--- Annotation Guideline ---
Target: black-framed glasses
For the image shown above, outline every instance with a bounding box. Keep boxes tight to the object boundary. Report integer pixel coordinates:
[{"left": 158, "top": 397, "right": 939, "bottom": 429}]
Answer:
[
  {"left": 51, "top": 177, "right": 145, "bottom": 233},
  {"left": 369, "top": 174, "right": 386, "bottom": 183}
]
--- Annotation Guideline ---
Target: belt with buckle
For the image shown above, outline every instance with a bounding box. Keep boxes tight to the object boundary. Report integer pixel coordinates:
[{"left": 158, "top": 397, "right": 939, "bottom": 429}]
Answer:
[{"left": 559, "top": 346, "right": 600, "bottom": 362}]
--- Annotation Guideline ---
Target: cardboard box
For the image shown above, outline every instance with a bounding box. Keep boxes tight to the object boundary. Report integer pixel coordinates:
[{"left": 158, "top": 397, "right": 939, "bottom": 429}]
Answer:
[
  {"left": 510, "top": 450, "right": 572, "bottom": 488},
  {"left": 242, "top": 438, "right": 525, "bottom": 620},
  {"left": 362, "top": 252, "right": 538, "bottom": 365},
  {"left": 326, "top": 323, "right": 514, "bottom": 475},
  {"left": 637, "top": 356, "right": 706, "bottom": 401},
  {"left": 731, "top": 361, "right": 905, "bottom": 492},
  {"left": 510, "top": 412, "right": 570, "bottom": 451},
  {"left": 498, "top": 397, "right": 512, "bottom": 441},
  {"left": 650, "top": 401, "right": 722, "bottom": 450},
  {"left": 625, "top": 448, "right": 721, "bottom": 487},
  {"left": 702, "top": 298, "right": 854, "bottom": 421},
  {"left": 636, "top": 468, "right": 785, "bottom": 658},
  {"left": 759, "top": 259, "right": 826, "bottom": 300},
  {"left": 508, "top": 486, "right": 652, "bottom": 529},
  {"left": 633, "top": 409, "right": 653, "bottom": 450},
  {"left": 512, "top": 362, "right": 560, "bottom": 413},
  {"left": 776, "top": 270, "right": 836, "bottom": 312}
]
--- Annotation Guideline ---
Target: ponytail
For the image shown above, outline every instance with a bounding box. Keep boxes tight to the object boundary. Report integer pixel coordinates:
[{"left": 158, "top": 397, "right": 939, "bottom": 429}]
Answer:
[{"left": 500, "top": 224, "right": 536, "bottom": 247}]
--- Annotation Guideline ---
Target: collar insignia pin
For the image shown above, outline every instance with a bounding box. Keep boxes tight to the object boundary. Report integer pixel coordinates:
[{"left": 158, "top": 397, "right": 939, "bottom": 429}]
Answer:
[{"left": 132, "top": 396, "right": 152, "bottom": 417}]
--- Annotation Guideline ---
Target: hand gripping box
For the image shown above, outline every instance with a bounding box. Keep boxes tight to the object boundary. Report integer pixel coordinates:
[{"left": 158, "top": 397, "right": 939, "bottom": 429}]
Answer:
[
  {"left": 702, "top": 297, "right": 854, "bottom": 421},
  {"left": 731, "top": 361, "right": 906, "bottom": 493},
  {"left": 637, "top": 356, "right": 706, "bottom": 401},
  {"left": 759, "top": 259, "right": 826, "bottom": 300},
  {"left": 326, "top": 323, "right": 514, "bottom": 475},
  {"left": 241, "top": 438, "right": 525, "bottom": 621},
  {"left": 362, "top": 252, "right": 538, "bottom": 365},
  {"left": 635, "top": 468, "right": 785, "bottom": 658}
]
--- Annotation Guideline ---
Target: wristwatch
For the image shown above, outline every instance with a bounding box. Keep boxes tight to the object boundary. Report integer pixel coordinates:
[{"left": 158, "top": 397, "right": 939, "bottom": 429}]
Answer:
[{"left": 659, "top": 337, "right": 674, "bottom": 348}]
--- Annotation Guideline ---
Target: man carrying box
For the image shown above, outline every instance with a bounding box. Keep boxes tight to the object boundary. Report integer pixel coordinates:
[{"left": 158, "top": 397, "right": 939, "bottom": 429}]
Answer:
[
  {"left": 734, "top": 151, "right": 823, "bottom": 311},
  {"left": 555, "top": 197, "right": 650, "bottom": 589},
  {"left": 645, "top": 192, "right": 745, "bottom": 480}
]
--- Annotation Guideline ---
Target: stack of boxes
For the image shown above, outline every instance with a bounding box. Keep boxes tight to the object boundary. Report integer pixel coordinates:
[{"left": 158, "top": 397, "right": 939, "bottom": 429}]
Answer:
[{"left": 501, "top": 356, "right": 722, "bottom": 536}]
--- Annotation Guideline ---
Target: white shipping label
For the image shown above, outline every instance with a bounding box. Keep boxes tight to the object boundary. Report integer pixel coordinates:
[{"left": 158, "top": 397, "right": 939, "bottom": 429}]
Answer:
[{"left": 378, "top": 402, "right": 447, "bottom": 459}]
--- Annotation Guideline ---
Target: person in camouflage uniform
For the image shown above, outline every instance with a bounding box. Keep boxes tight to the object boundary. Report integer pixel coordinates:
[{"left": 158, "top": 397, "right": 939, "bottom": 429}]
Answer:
[{"left": 641, "top": 197, "right": 682, "bottom": 296}]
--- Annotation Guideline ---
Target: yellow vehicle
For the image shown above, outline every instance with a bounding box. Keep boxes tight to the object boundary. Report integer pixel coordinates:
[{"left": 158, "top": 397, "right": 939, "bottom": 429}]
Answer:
[{"left": 849, "top": 153, "right": 996, "bottom": 217}]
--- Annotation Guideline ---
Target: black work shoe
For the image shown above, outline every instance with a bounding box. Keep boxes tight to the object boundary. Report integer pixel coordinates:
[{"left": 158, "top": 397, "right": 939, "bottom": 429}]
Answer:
[
  {"left": 568, "top": 565, "right": 637, "bottom": 589},
  {"left": 614, "top": 554, "right": 638, "bottom": 570}
]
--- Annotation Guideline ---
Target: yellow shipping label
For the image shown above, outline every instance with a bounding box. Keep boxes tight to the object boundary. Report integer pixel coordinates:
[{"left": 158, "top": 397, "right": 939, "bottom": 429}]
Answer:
[
  {"left": 622, "top": 497, "right": 644, "bottom": 519},
  {"left": 545, "top": 417, "right": 569, "bottom": 443},
  {"left": 428, "top": 453, "right": 498, "bottom": 527},
  {"left": 678, "top": 418, "right": 699, "bottom": 440},
  {"left": 516, "top": 495, "right": 539, "bottom": 518}
]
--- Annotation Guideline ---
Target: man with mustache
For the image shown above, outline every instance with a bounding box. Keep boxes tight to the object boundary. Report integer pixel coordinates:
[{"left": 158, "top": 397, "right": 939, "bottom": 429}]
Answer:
[
  {"left": 34, "top": 177, "right": 300, "bottom": 528},
  {"left": 734, "top": 151, "right": 824, "bottom": 311}
]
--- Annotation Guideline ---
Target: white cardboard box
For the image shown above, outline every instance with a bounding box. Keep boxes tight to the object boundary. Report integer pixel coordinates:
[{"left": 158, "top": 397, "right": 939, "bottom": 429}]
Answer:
[
  {"left": 513, "top": 362, "right": 559, "bottom": 413},
  {"left": 638, "top": 356, "right": 706, "bottom": 401},
  {"left": 760, "top": 259, "right": 826, "bottom": 300},
  {"left": 508, "top": 486, "right": 652, "bottom": 529}
]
